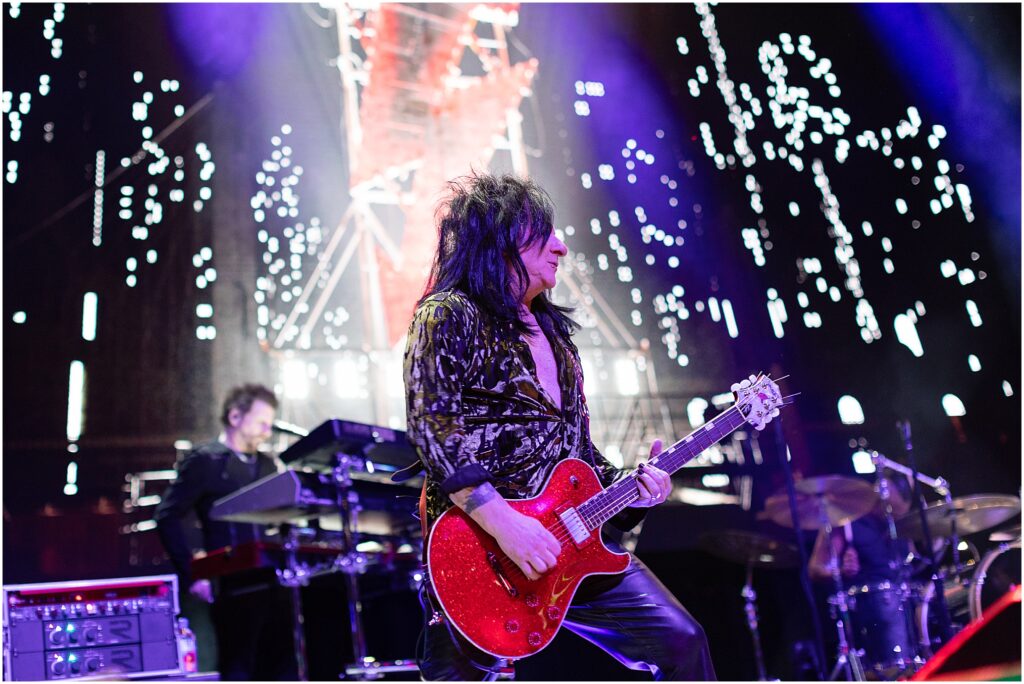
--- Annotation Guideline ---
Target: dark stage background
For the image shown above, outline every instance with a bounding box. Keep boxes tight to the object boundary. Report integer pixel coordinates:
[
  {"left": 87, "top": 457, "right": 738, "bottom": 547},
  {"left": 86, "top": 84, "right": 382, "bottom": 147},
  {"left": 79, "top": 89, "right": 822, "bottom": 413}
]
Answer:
[{"left": 3, "top": 3, "right": 1020, "bottom": 680}]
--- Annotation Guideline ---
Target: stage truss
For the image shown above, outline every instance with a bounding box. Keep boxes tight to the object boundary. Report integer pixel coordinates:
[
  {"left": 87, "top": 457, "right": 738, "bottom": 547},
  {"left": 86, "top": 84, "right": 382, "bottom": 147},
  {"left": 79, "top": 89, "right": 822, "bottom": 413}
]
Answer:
[{"left": 253, "top": 2, "right": 706, "bottom": 471}]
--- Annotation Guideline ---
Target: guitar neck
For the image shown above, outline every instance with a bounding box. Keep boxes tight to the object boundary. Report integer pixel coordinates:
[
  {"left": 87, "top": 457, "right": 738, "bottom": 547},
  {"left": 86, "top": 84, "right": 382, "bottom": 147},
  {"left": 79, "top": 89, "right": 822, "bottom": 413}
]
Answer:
[{"left": 577, "top": 405, "right": 748, "bottom": 530}]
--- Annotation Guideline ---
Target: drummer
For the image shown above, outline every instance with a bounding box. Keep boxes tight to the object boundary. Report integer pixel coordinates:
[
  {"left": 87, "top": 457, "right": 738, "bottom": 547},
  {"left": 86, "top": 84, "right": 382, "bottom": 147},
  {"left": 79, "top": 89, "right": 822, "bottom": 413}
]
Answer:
[{"left": 808, "top": 470, "right": 917, "bottom": 674}]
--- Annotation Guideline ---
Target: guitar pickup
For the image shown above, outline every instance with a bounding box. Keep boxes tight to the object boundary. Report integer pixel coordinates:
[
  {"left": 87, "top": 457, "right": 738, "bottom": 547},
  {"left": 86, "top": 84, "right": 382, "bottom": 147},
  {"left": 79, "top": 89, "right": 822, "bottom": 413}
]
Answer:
[
  {"left": 487, "top": 551, "right": 519, "bottom": 597},
  {"left": 557, "top": 508, "right": 591, "bottom": 546}
]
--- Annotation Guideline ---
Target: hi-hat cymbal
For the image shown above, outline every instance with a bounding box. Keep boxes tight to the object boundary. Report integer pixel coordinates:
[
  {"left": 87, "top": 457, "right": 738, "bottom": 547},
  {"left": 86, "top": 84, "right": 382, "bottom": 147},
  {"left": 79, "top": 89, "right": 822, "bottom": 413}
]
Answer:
[
  {"left": 764, "top": 475, "right": 878, "bottom": 530},
  {"left": 896, "top": 494, "right": 1021, "bottom": 541},
  {"left": 700, "top": 529, "right": 801, "bottom": 568}
]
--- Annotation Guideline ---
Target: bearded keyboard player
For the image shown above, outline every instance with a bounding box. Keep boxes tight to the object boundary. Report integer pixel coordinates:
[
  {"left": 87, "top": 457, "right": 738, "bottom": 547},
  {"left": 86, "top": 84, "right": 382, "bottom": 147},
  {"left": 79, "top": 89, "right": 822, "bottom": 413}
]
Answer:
[{"left": 155, "top": 383, "right": 299, "bottom": 680}]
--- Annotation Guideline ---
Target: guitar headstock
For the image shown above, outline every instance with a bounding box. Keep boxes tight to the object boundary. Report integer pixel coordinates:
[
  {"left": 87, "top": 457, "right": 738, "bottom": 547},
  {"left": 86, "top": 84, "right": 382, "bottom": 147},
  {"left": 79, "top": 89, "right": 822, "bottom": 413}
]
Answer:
[{"left": 731, "top": 373, "right": 785, "bottom": 431}]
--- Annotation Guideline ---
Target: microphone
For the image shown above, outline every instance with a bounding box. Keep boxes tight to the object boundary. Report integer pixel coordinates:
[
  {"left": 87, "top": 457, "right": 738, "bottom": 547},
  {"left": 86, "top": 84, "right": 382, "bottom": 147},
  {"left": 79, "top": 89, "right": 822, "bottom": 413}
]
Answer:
[
  {"left": 272, "top": 420, "right": 309, "bottom": 438},
  {"left": 896, "top": 420, "right": 912, "bottom": 450}
]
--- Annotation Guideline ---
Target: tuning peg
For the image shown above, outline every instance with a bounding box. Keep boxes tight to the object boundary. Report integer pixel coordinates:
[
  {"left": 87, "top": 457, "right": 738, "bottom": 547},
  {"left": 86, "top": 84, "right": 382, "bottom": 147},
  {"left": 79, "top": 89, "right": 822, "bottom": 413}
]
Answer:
[
  {"left": 771, "top": 409, "right": 780, "bottom": 417},
  {"left": 748, "top": 374, "right": 757, "bottom": 383},
  {"left": 730, "top": 383, "right": 740, "bottom": 392},
  {"left": 740, "top": 379, "right": 751, "bottom": 389},
  {"left": 755, "top": 423, "right": 765, "bottom": 431}
]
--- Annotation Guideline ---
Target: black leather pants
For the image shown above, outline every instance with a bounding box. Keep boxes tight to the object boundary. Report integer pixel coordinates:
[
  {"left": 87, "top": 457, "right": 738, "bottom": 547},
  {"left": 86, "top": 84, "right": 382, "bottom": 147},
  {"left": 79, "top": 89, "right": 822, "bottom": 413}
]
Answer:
[{"left": 418, "top": 553, "right": 716, "bottom": 681}]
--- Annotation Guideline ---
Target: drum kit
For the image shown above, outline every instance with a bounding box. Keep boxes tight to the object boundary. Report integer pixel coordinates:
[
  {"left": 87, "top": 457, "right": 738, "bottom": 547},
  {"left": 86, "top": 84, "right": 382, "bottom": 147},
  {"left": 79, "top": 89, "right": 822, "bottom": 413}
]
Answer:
[{"left": 703, "top": 456, "right": 1021, "bottom": 681}]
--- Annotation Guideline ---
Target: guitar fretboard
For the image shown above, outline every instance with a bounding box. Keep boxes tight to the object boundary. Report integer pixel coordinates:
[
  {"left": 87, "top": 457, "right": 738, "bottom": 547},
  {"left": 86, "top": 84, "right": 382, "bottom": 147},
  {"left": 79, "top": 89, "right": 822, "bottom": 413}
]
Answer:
[{"left": 577, "top": 405, "right": 748, "bottom": 529}]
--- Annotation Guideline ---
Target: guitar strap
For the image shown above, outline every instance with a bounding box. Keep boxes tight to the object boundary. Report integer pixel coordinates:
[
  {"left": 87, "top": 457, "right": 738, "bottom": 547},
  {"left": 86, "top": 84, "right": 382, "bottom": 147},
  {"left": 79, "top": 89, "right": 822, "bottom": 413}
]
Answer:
[{"left": 418, "top": 480, "right": 429, "bottom": 564}]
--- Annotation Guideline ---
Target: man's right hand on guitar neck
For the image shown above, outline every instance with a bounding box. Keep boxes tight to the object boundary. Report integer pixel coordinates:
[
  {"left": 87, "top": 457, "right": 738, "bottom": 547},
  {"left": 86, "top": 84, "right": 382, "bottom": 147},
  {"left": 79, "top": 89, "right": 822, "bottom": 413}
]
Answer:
[{"left": 450, "top": 482, "right": 562, "bottom": 581}]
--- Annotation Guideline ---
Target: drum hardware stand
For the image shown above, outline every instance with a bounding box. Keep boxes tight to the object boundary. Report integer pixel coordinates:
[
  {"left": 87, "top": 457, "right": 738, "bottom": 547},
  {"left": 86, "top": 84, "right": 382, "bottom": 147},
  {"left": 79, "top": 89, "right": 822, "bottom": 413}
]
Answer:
[
  {"left": 819, "top": 505, "right": 866, "bottom": 681},
  {"left": 872, "top": 451, "right": 964, "bottom": 578},
  {"left": 334, "top": 452, "right": 370, "bottom": 678},
  {"left": 741, "top": 562, "right": 769, "bottom": 681},
  {"left": 872, "top": 449, "right": 961, "bottom": 661},
  {"left": 277, "top": 524, "right": 310, "bottom": 681},
  {"left": 773, "top": 421, "right": 827, "bottom": 680},
  {"left": 896, "top": 422, "right": 955, "bottom": 645},
  {"left": 332, "top": 452, "right": 420, "bottom": 680},
  {"left": 874, "top": 467, "right": 920, "bottom": 672}
]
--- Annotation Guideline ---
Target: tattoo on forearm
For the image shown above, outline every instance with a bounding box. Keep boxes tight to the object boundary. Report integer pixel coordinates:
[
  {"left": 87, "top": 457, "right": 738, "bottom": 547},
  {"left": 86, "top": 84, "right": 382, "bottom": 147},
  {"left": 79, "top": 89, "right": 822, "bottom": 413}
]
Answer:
[{"left": 463, "top": 483, "right": 498, "bottom": 514}]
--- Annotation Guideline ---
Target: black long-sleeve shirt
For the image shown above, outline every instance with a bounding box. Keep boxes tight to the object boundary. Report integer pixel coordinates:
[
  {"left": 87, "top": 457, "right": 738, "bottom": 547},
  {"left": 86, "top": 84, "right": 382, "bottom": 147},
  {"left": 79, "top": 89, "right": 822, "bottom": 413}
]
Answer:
[
  {"left": 404, "top": 290, "right": 644, "bottom": 531},
  {"left": 154, "top": 441, "right": 279, "bottom": 586}
]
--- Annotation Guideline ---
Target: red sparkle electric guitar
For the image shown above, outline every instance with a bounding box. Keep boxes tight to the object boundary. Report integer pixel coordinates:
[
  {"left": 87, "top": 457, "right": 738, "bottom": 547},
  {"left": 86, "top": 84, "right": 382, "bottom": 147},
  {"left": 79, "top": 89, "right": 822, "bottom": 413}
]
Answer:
[{"left": 426, "top": 374, "right": 786, "bottom": 659}]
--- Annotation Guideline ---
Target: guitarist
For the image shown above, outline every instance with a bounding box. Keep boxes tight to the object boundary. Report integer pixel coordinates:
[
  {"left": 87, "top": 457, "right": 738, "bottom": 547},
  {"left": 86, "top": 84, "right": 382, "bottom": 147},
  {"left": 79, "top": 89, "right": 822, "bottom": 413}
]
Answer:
[{"left": 402, "top": 173, "right": 716, "bottom": 680}]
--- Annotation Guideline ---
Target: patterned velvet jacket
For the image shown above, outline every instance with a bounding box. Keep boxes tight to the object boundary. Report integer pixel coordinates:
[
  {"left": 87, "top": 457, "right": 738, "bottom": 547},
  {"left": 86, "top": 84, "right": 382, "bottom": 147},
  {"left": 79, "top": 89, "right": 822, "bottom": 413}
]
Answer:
[{"left": 404, "top": 290, "right": 643, "bottom": 530}]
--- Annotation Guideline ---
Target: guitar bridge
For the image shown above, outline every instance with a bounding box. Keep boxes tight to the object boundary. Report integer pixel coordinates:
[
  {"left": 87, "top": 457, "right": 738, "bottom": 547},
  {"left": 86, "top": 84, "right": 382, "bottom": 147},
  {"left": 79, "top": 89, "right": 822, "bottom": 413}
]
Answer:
[{"left": 486, "top": 551, "right": 519, "bottom": 597}]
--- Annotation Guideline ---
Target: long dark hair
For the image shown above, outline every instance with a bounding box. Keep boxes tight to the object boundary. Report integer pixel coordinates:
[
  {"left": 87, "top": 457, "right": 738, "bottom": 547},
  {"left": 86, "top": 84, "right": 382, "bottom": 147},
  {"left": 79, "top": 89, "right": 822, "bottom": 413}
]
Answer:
[{"left": 422, "top": 172, "right": 578, "bottom": 340}]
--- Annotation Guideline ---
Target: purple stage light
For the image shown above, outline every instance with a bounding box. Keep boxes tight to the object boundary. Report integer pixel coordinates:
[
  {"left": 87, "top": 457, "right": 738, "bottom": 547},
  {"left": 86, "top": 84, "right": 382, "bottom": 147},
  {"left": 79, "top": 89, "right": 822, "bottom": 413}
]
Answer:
[{"left": 166, "top": 4, "right": 271, "bottom": 82}]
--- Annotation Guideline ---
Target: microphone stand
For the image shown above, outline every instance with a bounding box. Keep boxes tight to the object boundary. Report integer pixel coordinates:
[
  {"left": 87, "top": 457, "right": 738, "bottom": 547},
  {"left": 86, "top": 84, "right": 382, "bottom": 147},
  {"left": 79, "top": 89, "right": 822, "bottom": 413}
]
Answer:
[
  {"left": 897, "top": 420, "right": 954, "bottom": 644},
  {"left": 773, "top": 420, "right": 827, "bottom": 680},
  {"left": 741, "top": 561, "right": 769, "bottom": 681},
  {"left": 870, "top": 451, "right": 962, "bottom": 575}
]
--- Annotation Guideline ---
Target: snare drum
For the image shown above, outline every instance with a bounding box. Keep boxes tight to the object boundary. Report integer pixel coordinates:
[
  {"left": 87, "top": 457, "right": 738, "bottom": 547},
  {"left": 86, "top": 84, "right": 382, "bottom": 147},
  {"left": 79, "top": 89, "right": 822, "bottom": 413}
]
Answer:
[{"left": 969, "top": 541, "right": 1021, "bottom": 620}]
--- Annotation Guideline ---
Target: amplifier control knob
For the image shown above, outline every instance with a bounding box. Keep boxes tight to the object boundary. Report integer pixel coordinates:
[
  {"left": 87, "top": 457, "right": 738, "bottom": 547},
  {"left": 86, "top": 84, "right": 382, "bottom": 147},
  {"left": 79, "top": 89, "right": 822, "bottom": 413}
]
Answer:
[
  {"left": 86, "top": 657, "right": 100, "bottom": 672},
  {"left": 70, "top": 660, "right": 81, "bottom": 675},
  {"left": 51, "top": 659, "right": 67, "bottom": 676},
  {"left": 48, "top": 629, "right": 66, "bottom": 646}
]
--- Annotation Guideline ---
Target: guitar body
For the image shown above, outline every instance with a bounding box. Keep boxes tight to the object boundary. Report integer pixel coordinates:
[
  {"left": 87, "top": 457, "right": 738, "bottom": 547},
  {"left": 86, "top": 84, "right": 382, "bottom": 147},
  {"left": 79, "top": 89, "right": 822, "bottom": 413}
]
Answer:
[
  {"left": 425, "top": 373, "right": 786, "bottom": 660},
  {"left": 426, "top": 458, "right": 630, "bottom": 659}
]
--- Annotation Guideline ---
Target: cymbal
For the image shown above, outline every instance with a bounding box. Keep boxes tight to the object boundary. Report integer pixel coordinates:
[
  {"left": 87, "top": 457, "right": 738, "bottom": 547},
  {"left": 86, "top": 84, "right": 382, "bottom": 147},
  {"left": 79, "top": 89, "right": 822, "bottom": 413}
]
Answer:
[
  {"left": 700, "top": 529, "right": 801, "bottom": 568},
  {"left": 990, "top": 523, "right": 1021, "bottom": 543},
  {"left": 896, "top": 494, "right": 1021, "bottom": 541},
  {"left": 764, "top": 475, "right": 878, "bottom": 530}
]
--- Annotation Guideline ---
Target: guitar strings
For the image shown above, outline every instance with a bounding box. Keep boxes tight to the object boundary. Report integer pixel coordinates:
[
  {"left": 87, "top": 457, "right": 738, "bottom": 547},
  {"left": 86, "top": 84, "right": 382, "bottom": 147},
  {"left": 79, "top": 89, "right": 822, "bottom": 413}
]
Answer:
[
  {"left": 487, "top": 399, "right": 763, "bottom": 578},
  {"left": 491, "top": 406, "right": 747, "bottom": 577},
  {"left": 580, "top": 406, "right": 746, "bottom": 527},
  {"left": 593, "top": 407, "right": 746, "bottom": 521},
  {"left": 490, "top": 405, "right": 752, "bottom": 576}
]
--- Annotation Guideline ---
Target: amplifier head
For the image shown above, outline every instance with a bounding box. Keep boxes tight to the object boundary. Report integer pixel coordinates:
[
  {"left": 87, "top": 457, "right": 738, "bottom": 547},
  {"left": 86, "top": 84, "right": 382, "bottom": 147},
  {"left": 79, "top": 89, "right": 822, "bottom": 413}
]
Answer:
[{"left": 3, "top": 575, "right": 183, "bottom": 681}]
